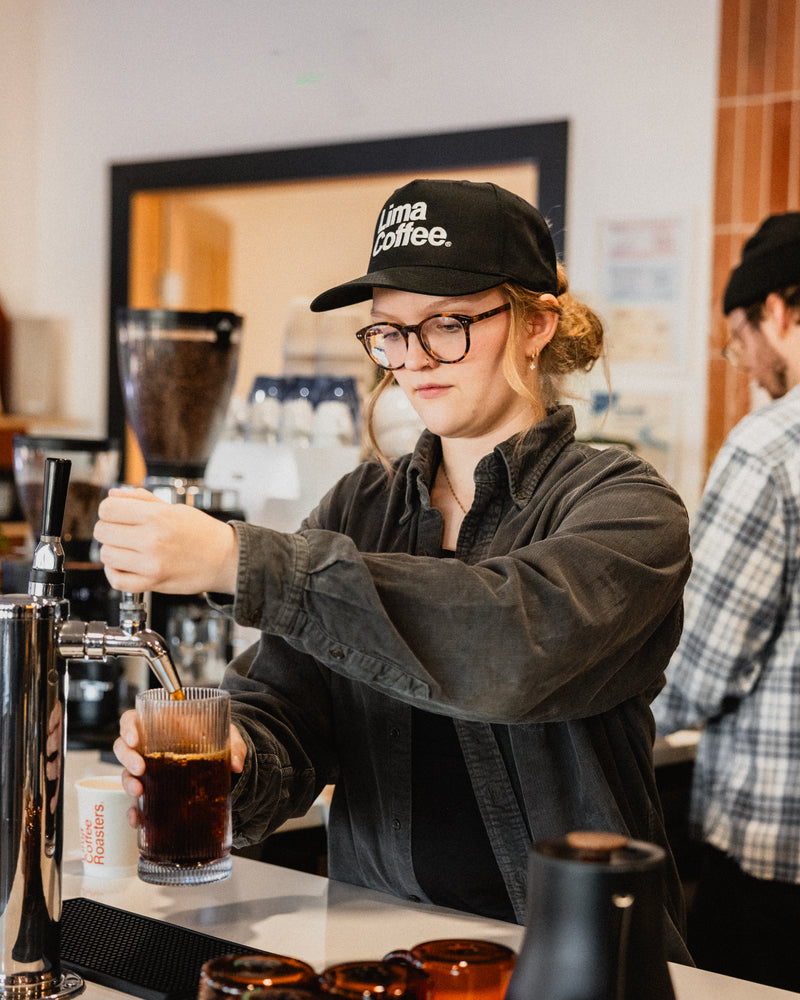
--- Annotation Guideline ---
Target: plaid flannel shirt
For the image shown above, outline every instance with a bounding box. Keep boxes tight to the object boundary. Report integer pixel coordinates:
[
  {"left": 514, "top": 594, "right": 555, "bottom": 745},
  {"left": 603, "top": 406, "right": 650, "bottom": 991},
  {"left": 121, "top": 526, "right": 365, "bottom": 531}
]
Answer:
[{"left": 653, "top": 384, "right": 800, "bottom": 883}]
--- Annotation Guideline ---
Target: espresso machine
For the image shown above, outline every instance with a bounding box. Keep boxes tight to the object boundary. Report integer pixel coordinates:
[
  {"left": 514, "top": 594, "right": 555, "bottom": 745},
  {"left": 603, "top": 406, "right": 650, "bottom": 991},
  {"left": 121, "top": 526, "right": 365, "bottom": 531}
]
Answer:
[
  {"left": 115, "top": 309, "right": 244, "bottom": 686},
  {"left": 0, "top": 456, "right": 183, "bottom": 999}
]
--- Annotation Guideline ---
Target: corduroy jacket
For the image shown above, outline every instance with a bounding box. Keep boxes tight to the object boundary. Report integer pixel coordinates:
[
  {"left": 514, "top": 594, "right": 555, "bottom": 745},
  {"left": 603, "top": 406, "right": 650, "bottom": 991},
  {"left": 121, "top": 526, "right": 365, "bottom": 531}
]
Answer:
[{"left": 219, "top": 405, "right": 692, "bottom": 961}]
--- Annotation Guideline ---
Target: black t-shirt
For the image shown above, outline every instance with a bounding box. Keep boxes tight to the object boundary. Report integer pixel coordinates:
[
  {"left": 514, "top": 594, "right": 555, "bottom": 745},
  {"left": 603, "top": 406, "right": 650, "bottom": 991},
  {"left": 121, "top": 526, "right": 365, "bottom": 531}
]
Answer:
[
  {"left": 410, "top": 707, "right": 516, "bottom": 922},
  {"left": 409, "top": 548, "right": 516, "bottom": 923}
]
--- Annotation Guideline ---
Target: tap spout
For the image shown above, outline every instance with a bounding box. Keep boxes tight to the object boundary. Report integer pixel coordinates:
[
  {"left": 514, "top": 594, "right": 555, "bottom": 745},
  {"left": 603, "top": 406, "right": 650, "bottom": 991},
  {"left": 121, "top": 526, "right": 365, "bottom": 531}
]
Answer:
[{"left": 58, "top": 619, "right": 184, "bottom": 698}]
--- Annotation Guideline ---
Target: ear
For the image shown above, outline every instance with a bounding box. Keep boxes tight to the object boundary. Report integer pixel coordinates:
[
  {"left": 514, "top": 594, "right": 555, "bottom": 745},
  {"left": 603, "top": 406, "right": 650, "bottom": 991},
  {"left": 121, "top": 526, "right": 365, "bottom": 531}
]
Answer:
[
  {"left": 763, "top": 292, "right": 791, "bottom": 337},
  {"left": 525, "top": 294, "right": 558, "bottom": 354}
]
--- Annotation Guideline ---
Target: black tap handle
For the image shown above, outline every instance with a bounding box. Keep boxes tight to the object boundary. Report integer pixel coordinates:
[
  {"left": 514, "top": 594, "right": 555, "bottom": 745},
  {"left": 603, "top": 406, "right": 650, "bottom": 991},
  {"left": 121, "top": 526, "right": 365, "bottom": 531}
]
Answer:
[{"left": 41, "top": 457, "right": 71, "bottom": 537}]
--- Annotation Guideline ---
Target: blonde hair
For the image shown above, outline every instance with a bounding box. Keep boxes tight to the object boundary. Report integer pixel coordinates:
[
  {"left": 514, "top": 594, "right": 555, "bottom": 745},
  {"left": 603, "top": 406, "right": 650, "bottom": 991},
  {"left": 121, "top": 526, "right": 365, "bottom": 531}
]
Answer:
[
  {"left": 501, "top": 264, "right": 605, "bottom": 410},
  {"left": 363, "top": 266, "right": 606, "bottom": 466}
]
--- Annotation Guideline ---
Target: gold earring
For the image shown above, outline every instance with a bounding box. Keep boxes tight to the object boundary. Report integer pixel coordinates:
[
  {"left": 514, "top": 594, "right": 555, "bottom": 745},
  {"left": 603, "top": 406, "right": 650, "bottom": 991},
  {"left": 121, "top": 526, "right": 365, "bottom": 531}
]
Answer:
[{"left": 527, "top": 351, "right": 538, "bottom": 371}]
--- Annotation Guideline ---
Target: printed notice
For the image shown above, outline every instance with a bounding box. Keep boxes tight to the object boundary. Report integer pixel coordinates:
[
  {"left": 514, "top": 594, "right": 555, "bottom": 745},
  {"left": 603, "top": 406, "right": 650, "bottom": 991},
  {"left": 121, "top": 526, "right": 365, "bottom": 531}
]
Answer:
[{"left": 598, "top": 218, "right": 686, "bottom": 368}]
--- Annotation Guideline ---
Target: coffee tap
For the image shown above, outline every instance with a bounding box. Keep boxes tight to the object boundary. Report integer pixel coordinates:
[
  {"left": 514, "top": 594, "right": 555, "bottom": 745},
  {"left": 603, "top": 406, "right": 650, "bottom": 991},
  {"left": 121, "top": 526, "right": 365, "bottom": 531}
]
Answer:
[
  {"left": 58, "top": 592, "right": 184, "bottom": 700},
  {"left": 0, "top": 457, "right": 184, "bottom": 999}
]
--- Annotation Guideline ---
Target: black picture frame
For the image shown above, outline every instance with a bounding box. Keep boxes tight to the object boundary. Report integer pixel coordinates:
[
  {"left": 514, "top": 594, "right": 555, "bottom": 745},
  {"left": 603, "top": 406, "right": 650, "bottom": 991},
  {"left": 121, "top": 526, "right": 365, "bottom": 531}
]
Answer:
[{"left": 107, "top": 120, "right": 569, "bottom": 445}]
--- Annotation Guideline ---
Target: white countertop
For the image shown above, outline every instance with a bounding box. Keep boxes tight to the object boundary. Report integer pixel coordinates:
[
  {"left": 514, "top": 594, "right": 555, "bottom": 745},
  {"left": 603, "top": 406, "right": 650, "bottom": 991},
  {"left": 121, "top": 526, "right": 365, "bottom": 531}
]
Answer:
[
  {"left": 654, "top": 728, "right": 701, "bottom": 767},
  {"left": 61, "top": 750, "right": 798, "bottom": 1000}
]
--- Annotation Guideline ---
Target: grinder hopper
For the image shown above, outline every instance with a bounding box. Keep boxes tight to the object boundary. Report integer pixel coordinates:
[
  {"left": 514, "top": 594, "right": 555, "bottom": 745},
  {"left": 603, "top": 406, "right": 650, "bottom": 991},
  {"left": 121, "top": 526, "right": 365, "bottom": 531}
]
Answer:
[{"left": 116, "top": 309, "right": 242, "bottom": 494}]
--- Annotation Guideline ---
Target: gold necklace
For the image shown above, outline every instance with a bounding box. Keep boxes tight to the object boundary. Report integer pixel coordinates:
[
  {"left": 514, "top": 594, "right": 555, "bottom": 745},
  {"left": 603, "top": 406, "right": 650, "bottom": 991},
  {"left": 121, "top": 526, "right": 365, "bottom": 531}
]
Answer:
[{"left": 441, "top": 463, "right": 468, "bottom": 515}]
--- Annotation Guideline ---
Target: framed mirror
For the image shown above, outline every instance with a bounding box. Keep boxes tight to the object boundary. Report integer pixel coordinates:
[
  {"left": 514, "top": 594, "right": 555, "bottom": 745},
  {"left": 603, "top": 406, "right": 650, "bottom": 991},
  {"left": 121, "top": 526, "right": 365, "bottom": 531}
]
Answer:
[{"left": 108, "top": 120, "right": 569, "bottom": 465}]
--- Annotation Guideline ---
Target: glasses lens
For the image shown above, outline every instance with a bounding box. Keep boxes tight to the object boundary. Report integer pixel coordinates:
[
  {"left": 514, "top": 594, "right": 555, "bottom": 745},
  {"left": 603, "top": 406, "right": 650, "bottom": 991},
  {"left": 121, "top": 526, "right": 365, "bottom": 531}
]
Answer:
[
  {"left": 361, "top": 315, "right": 469, "bottom": 368},
  {"left": 364, "top": 326, "right": 407, "bottom": 369},
  {"left": 420, "top": 316, "right": 468, "bottom": 362}
]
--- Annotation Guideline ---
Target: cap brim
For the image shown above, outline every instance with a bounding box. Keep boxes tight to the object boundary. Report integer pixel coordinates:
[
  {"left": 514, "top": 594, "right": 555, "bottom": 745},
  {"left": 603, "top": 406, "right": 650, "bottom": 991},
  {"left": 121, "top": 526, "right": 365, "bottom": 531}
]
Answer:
[{"left": 309, "top": 266, "right": 506, "bottom": 312}]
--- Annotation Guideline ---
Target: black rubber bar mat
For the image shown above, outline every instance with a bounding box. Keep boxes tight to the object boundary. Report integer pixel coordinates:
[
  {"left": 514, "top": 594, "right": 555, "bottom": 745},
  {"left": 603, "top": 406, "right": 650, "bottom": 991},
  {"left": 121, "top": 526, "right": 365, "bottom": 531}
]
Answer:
[{"left": 60, "top": 897, "right": 272, "bottom": 1000}]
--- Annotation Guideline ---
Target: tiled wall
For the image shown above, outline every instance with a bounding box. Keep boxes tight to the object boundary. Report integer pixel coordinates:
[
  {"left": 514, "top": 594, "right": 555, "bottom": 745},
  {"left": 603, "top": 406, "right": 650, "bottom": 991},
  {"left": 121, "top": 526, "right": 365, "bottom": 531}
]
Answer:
[{"left": 708, "top": 0, "right": 800, "bottom": 467}]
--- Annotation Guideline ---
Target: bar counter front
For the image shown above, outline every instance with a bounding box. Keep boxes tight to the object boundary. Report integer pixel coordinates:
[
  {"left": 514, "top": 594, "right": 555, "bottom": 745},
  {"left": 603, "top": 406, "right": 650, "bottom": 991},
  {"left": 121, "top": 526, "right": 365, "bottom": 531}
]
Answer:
[{"left": 61, "top": 751, "right": 799, "bottom": 1000}]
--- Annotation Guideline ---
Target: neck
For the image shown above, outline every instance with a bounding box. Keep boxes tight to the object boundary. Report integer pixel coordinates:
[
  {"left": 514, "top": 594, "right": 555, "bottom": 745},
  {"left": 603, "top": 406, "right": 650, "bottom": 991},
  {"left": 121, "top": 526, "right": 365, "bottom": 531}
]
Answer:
[
  {"left": 436, "top": 402, "right": 544, "bottom": 505},
  {"left": 439, "top": 416, "right": 534, "bottom": 478}
]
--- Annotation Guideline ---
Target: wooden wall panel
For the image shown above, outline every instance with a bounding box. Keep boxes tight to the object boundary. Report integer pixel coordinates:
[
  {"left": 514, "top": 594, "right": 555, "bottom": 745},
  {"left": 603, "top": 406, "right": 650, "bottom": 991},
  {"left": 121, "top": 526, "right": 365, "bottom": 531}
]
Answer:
[{"left": 708, "top": 0, "right": 800, "bottom": 472}]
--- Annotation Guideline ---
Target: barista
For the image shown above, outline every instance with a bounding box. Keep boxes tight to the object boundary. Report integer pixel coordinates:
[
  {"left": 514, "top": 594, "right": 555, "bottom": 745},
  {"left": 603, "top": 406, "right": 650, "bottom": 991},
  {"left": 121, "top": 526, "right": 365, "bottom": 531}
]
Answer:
[{"left": 97, "top": 179, "right": 692, "bottom": 960}]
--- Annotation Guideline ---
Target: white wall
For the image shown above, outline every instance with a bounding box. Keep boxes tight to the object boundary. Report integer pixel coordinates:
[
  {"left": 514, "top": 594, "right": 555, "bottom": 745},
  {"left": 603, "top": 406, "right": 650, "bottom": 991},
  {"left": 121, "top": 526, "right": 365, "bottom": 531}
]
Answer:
[
  {"left": 0, "top": 0, "right": 719, "bottom": 505},
  {"left": 0, "top": 1, "right": 40, "bottom": 309}
]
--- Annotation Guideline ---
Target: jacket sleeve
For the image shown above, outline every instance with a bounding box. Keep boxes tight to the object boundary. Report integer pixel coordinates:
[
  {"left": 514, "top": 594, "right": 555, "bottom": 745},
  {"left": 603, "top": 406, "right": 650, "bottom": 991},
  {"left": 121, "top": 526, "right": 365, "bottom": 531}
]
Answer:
[
  {"left": 222, "top": 637, "right": 338, "bottom": 846},
  {"left": 228, "top": 451, "right": 691, "bottom": 725}
]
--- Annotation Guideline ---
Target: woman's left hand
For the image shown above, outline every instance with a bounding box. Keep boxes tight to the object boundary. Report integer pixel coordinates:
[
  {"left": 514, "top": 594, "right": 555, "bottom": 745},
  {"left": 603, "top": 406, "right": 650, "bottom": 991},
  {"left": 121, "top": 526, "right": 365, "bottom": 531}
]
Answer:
[
  {"left": 93, "top": 487, "right": 239, "bottom": 595},
  {"left": 114, "top": 710, "right": 248, "bottom": 829}
]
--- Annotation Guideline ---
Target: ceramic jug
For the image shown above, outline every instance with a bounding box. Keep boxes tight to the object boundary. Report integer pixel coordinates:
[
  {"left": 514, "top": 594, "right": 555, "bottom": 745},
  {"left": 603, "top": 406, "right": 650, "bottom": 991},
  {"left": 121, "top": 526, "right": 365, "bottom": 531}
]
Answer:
[{"left": 504, "top": 831, "right": 676, "bottom": 1000}]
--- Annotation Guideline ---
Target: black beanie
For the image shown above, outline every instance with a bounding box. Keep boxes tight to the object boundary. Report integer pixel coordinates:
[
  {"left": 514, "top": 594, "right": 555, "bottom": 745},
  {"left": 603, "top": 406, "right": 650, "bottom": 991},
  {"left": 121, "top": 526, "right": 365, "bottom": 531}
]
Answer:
[{"left": 723, "top": 212, "right": 800, "bottom": 314}]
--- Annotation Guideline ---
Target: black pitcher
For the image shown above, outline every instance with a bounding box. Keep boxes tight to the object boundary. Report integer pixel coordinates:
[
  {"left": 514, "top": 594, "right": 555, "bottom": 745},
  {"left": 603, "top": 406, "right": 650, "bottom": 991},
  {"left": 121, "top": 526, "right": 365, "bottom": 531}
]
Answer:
[{"left": 505, "top": 831, "right": 675, "bottom": 1000}]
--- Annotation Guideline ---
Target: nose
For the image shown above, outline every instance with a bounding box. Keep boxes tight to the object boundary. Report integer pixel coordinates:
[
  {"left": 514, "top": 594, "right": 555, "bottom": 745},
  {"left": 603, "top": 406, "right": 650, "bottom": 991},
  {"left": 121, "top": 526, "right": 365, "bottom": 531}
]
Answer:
[{"left": 403, "top": 330, "right": 436, "bottom": 370}]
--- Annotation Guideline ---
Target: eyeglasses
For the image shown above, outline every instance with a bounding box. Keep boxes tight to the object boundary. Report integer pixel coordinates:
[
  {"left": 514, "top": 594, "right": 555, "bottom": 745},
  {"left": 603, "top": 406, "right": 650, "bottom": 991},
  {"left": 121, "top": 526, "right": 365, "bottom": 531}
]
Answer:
[
  {"left": 721, "top": 317, "right": 749, "bottom": 368},
  {"left": 355, "top": 303, "right": 511, "bottom": 370}
]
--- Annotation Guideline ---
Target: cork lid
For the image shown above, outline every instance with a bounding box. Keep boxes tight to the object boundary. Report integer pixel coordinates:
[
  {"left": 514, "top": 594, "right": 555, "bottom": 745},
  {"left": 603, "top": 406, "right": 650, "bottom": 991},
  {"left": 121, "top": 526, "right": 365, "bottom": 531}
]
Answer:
[{"left": 564, "top": 831, "right": 629, "bottom": 861}]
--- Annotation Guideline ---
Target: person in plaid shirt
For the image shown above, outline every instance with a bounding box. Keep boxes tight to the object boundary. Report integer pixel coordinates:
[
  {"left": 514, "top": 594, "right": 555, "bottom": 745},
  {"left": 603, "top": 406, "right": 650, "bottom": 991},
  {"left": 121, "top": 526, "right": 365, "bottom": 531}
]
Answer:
[{"left": 653, "top": 212, "right": 800, "bottom": 991}]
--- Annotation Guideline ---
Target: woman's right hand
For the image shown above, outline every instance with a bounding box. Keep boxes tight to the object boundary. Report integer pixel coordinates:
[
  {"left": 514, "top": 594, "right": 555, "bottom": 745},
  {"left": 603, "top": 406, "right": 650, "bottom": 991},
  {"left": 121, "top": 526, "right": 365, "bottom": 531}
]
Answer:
[
  {"left": 94, "top": 487, "right": 239, "bottom": 596},
  {"left": 113, "top": 708, "right": 248, "bottom": 828}
]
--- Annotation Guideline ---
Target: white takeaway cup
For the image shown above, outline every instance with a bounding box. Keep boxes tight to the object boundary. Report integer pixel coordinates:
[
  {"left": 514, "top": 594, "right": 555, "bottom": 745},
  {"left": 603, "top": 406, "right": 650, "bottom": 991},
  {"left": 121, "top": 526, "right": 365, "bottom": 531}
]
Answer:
[{"left": 75, "top": 774, "right": 138, "bottom": 877}]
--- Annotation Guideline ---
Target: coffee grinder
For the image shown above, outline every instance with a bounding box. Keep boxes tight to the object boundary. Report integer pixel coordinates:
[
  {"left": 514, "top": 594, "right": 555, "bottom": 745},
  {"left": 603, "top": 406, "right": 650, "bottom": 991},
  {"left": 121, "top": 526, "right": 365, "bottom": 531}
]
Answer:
[
  {"left": 115, "top": 308, "right": 244, "bottom": 686},
  {"left": 9, "top": 435, "right": 123, "bottom": 748}
]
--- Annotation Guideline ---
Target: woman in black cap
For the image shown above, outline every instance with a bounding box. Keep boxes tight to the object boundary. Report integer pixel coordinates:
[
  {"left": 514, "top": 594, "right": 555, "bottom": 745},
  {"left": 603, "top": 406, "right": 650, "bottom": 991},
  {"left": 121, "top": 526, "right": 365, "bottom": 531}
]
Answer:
[{"left": 97, "top": 179, "right": 692, "bottom": 960}]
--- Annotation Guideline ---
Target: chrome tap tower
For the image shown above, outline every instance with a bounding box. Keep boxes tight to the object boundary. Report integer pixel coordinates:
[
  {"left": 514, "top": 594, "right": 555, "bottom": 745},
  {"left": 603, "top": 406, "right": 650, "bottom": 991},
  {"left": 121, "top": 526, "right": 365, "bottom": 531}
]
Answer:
[{"left": 0, "top": 458, "right": 182, "bottom": 999}]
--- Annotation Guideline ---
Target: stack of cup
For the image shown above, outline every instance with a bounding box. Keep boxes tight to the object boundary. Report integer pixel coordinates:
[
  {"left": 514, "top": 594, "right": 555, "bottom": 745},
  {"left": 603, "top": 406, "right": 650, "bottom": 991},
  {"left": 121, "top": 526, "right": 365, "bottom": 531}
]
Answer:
[{"left": 75, "top": 773, "right": 138, "bottom": 879}]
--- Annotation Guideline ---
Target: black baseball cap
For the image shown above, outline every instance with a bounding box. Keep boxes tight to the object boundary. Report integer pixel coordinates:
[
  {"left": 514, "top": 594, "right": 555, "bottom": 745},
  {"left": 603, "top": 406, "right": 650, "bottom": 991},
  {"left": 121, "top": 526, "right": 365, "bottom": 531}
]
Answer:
[
  {"left": 723, "top": 212, "right": 800, "bottom": 314},
  {"left": 309, "top": 178, "right": 559, "bottom": 312}
]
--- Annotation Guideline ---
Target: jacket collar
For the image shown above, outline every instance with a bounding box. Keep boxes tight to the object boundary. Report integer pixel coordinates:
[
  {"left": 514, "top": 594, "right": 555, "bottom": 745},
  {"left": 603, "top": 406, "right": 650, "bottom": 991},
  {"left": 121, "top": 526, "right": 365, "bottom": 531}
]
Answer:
[{"left": 404, "top": 405, "right": 577, "bottom": 516}]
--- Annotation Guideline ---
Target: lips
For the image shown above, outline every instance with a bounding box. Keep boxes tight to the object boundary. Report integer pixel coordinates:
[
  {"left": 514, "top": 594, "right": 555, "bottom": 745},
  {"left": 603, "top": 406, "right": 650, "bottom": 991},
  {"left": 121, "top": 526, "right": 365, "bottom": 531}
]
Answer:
[{"left": 415, "top": 383, "right": 450, "bottom": 398}]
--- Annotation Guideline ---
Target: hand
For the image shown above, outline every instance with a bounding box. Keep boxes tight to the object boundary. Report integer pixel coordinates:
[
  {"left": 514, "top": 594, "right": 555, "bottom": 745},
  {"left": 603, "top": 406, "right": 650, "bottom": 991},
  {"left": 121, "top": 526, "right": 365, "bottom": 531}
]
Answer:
[
  {"left": 45, "top": 701, "right": 63, "bottom": 814},
  {"left": 113, "top": 708, "right": 248, "bottom": 828},
  {"left": 94, "top": 488, "right": 239, "bottom": 595}
]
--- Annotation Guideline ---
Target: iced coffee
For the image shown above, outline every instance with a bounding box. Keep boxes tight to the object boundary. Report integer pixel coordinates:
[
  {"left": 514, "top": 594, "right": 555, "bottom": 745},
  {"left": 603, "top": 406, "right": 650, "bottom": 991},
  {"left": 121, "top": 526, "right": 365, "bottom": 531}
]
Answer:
[{"left": 136, "top": 686, "right": 232, "bottom": 884}]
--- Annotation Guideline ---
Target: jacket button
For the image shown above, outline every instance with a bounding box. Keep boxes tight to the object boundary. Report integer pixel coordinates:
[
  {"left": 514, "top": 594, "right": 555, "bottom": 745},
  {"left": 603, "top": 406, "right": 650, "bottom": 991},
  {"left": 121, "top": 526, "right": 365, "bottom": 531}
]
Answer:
[
  {"left": 389, "top": 727, "right": 400, "bottom": 738},
  {"left": 392, "top": 818, "right": 401, "bottom": 830},
  {"left": 329, "top": 648, "right": 345, "bottom": 660}
]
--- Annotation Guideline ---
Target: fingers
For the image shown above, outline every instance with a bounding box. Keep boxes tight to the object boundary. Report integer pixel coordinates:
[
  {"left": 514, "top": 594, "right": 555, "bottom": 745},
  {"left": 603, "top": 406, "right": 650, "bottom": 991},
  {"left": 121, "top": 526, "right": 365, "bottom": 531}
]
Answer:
[
  {"left": 114, "top": 709, "right": 145, "bottom": 801},
  {"left": 114, "top": 711, "right": 143, "bottom": 825},
  {"left": 119, "top": 708, "right": 142, "bottom": 752},
  {"left": 97, "top": 487, "right": 165, "bottom": 528},
  {"left": 94, "top": 490, "right": 168, "bottom": 592},
  {"left": 115, "top": 713, "right": 247, "bottom": 807},
  {"left": 120, "top": 769, "right": 144, "bottom": 815},
  {"left": 231, "top": 724, "right": 247, "bottom": 773},
  {"left": 107, "top": 486, "right": 161, "bottom": 503},
  {"left": 114, "top": 734, "right": 144, "bottom": 774},
  {"left": 126, "top": 804, "right": 140, "bottom": 830},
  {"left": 94, "top": 491, "right": 239, "bottom": 595},
  {"left": 101, "top": 561, "right": 156, "bottom": 597}
]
